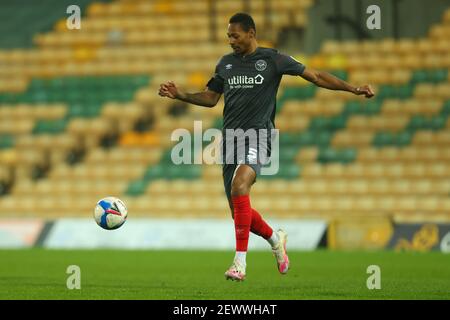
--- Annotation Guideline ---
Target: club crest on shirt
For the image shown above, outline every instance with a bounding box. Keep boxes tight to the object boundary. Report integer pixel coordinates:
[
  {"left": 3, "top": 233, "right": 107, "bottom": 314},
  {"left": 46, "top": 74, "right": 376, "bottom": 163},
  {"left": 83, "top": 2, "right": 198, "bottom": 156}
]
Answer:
[{"left": 255, "top": 59, "right": 267, "bottom": 71}]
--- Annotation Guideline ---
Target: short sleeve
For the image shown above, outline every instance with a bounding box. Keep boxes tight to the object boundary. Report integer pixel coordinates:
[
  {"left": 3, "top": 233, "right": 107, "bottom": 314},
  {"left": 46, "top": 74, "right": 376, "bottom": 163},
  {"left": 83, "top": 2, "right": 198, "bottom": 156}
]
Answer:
[
  {"left": 206, "top": 63, "right": 224, "bottom": 94},
  {"left": 275, "top": 53, "right": 305, "bottom": 76}
]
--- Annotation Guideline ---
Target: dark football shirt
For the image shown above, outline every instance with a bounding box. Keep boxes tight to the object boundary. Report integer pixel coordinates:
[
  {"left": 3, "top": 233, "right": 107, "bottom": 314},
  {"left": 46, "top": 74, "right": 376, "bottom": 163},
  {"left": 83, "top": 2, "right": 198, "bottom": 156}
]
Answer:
[{"left": 207, "top": 47, "right": 305, "bottom": 132}]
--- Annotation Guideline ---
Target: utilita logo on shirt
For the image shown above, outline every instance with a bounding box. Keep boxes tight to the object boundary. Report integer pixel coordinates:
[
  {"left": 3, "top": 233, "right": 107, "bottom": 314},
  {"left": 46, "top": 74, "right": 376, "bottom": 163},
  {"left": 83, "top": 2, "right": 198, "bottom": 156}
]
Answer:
[{"left": 228, "top": 74, "right": 264, "bottom": 89}]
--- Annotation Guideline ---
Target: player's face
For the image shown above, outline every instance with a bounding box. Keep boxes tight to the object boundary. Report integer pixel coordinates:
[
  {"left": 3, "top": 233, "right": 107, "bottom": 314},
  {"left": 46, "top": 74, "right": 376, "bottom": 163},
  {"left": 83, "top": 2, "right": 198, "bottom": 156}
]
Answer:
[{"left": 227, "top": 23, "right": 254, "bottom": 55}]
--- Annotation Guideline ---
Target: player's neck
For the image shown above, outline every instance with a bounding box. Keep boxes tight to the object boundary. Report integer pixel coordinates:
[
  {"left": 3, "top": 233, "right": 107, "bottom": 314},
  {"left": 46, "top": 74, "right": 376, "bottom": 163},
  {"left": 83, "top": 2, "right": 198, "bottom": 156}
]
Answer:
[{"left": 241, "top": 42, "right": 258, "bottom": 58}]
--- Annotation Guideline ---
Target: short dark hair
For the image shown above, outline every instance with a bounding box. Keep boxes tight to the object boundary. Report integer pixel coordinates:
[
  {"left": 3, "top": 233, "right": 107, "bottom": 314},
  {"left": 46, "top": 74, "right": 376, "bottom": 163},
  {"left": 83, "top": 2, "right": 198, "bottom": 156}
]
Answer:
[{"left": 229, "top": 13, "right": 256, "bottom": 33}]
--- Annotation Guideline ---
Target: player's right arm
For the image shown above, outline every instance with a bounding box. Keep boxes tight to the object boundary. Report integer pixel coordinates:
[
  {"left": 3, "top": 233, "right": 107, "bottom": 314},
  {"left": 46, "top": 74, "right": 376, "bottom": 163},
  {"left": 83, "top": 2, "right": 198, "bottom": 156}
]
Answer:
[{"left": 158, "top": 81, "right": 221, "bottom": 108}]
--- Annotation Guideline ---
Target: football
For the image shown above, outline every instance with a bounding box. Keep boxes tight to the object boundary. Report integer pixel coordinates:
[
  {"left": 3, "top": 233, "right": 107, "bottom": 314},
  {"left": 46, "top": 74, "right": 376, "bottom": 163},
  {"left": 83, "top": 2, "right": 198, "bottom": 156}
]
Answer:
[{"left": 94, "top": 197, "right": 128, "bottom": 230}]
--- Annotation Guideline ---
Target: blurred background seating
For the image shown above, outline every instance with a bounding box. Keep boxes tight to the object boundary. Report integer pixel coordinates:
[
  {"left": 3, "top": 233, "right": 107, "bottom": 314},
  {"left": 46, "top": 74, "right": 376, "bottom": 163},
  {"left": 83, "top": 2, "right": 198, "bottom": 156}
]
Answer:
[{"left": 0, "top": 0, "right": 449, "bottom": 224}]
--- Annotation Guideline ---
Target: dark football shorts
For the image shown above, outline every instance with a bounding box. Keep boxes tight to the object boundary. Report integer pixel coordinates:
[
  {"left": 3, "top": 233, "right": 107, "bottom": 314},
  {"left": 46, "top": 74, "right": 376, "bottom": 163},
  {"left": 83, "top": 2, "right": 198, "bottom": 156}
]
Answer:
[{"left": 221, "top": 132, "right": 273, "bottom": 204}]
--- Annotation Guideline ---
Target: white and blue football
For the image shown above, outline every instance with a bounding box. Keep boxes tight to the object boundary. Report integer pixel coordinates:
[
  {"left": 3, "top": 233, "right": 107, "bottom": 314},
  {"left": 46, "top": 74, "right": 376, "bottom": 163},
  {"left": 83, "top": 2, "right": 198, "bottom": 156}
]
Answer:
[{"left": 94, "top": 197, "right": 128, "bottom": 230}]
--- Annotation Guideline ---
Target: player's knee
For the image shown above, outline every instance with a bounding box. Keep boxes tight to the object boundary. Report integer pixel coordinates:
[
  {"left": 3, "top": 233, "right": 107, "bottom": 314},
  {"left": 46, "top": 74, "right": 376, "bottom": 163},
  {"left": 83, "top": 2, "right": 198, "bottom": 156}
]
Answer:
[{"left": 230, "top": 177, "right": 251, "bottom": 196}]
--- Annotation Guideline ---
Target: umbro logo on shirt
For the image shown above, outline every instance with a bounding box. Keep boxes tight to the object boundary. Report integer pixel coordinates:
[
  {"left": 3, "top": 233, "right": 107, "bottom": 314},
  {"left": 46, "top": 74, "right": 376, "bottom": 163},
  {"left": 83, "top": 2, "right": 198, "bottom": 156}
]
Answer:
[{"left": 226, "top": 64, "right": 233, "bottom": 70}]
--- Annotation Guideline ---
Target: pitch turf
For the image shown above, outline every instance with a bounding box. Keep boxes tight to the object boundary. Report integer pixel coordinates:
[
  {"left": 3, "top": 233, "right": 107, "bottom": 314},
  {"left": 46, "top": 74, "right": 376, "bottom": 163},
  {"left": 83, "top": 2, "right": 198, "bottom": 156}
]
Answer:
[{"left": 0, "top": 249, "right": 449, "bottom": 300}]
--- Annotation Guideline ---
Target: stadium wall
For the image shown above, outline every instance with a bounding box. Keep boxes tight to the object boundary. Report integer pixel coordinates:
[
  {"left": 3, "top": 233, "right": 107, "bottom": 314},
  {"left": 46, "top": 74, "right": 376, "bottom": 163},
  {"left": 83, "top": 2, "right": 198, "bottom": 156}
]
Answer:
[
  {"left": 1, "top": 219, "right": 449, "bottom": 252},
  {"left": 0, "top": 218, "right": 327, "bottom": 250}
]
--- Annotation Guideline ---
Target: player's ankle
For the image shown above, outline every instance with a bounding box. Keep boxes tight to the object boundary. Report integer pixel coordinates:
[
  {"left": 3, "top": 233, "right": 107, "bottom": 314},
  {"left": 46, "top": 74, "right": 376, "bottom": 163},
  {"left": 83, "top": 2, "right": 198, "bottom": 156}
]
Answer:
[
  {"left": 268, "top": 231, "right": 280, "bottom": 249},
  {"left": 234, "top": 251, "right": 247, "bottom": 269}
]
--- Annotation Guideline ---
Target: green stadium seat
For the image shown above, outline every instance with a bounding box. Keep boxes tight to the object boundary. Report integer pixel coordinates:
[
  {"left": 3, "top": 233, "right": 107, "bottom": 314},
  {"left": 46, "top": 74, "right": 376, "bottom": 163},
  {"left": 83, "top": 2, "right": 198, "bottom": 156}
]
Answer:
[
  {"left": 316, "top": 131, "right": 332, "bottom": 146},
  {"left": 285, "top": 131, "right": 331, "bottom": 147},
  {"left": 280, "top": 132, "right": 301, "bottom": 146},
  {"left": 344, "top": 100, "right": 382, "bottom": 115},
  {"left": 412, "top": 69, "right": 448, "bottom": 84},
  {"left": 65, "top": 91, "right": 84, "bottom": 104},
  {"left": 33, "top": 119, "right": 68, "bottom": 134},
  {"left": 144, "top": 164, "right": 201, "bottom": 181},
  {"left": 68, "top": 104, "right": 87, "bottom": 118},
  {"left": 377, "top": 85, "right": 413, "bottom": 100},
  {"left": 168, "top": 165, "right": 202, "bottom": 180},
  {"left": 377, "top": 86, "right": 394, "bottom": 100},
  {"left": 125, "top": 180, "right": 148, "bottom": 196},
  {"left": 430, "top": 115, "right": 446, "bottom": 130},
  {"left": 373, "top": 132, "right": 395, "bottom": 147},
  {"left": 408, "top": 115, "right": 446, "bottom": 131},
  {"left": 309, "top": 115, "right": 347, "bottom": 131},
  {"left": 29, "top": 79, "right": 48, "bottom": 89},
  {"left": 117, "top": 91, "right": 135, "bottom": 102},
  {"left": 49, "top": 91, "right": 66, "bottom": 103},
  {"left": 261, "top": 164, "right": 300, "bottom": 180},
  {"left": 131, "top": 75, "right": 150, "bottom": 88},
  {"left": 68, "top": 103, "right": 102, "bottom": 118},
  {"left": 317, "top": 148, "right": 337, "bottom": 163},
  {"left": 373, "top": 131, "right": 413, "bottom": 147},
  {"left": 159, "top": 151, "right": 174, "bottom": 164},
  {"left": 297, "top": 132, "right": 314, "bottom": 146},
  {"left": 364, "top": 100, "right": 382, "bottom": 115},
  {"left": 290, "top": 131, "right": 331, "bottom": 147},
  {"left": 441, "top": 101, "right": 450, "bottom": 116},
  {"left": 411, "top": 70, "right": 428, "bottom": 83},
  {"left": 432, "top": 69, "right": 448, "bottom": 83},
  {"left": 280, "top": 148, "right": 299, "bottom": 162},
  {"left": 278, "top": 164, "right": 301, "bottom": 179},
  {"left": 396, "top": 131, "right": 413, "bottom": 147},
  {"left": 343, "top": 101, "right": 363, "bottom": 115},
  {"left": 282, "top": 86, "right": 316, "bottom": 100},
  {"left": 331, "top": 70, "right": 348, "bottom": 81},
  {"left": 309, "top": 117, "right": 329, "bottom": 131},
  {"left": 317, "top": 148, "right": 357, "bottom": 164},
  {"left": 0, "top": 135, "right": 14, "bottom": 149},
  {"left": 144, "top": 164, "right": 166, "bottom": 181},
  {"left": 50, "top": 78, "right": 66, "bottom": 89},
  {"left": 330, "top": 115, "right": 347, "bottom": 130},
  {"left": 408, "top": 115, "right": 426, "bottom": 130}
]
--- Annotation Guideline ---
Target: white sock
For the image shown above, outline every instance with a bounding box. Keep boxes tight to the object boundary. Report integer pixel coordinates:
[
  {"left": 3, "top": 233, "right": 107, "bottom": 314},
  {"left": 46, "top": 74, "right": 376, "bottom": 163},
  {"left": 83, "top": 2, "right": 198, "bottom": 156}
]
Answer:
[
  {"left": 234, "top": 251, "right": 247, "bottom": 269},
  {"left": 268, "top": 231, "right": 280, "bottom": 249}
]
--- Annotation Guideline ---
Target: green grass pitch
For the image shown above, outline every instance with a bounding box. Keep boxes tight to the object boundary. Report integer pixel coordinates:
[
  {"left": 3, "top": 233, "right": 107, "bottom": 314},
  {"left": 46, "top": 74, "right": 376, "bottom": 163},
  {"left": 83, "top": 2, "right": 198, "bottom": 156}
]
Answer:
[{"left": 0, "top": 249, "right": 449, "bottom": 299}]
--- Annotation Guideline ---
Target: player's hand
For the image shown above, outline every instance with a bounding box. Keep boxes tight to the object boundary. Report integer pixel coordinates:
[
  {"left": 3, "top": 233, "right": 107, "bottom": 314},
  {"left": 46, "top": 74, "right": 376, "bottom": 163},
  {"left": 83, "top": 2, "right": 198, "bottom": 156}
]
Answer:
[
  {"left": 158, "top": 81, "right": 180, "bottom": 99},
  {"left": 354, "top": 85, "right": 375, "bottom": 98}
]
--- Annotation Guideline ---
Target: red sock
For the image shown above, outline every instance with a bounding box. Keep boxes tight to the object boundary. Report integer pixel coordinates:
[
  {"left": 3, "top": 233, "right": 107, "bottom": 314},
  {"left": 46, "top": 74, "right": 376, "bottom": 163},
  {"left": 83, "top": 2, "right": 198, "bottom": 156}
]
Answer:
[
  {"left": 250, "top": 208, "right": 273, "bottom": 240},
  {"left": 232, "top": 195, "right": 252, "bottom": 252}
]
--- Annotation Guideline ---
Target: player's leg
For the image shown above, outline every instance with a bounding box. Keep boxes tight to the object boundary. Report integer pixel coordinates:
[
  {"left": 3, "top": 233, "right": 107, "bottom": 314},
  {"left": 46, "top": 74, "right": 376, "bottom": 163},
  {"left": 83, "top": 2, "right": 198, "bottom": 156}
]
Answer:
[
  {"left": 223, "top": 137, "right": 289, "bottom": 279},
  {"left": 223, "top": 164, "right": 252, "bottom": 281},
  {"left": 227, "top": 191, "right": 289, "bottom": 275},
  {"left": 223, "top": 166, "right": 288, "bottom": 279},
  {"left": 250, "top": 131, "right": 289, "bottom": 274},
  {"left": 229, "top": 164, "right": 255, "bottom": 273},
  {"left": 243, "top": 135, "right": 282, "bottom": 249}
]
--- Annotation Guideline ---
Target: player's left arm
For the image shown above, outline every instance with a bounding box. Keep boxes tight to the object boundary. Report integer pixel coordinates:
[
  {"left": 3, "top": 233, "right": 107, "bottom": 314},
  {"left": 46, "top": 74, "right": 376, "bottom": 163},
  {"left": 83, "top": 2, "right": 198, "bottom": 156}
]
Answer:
[{"left": 300, "top": 67, "right": 375, "bottom": 98}]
